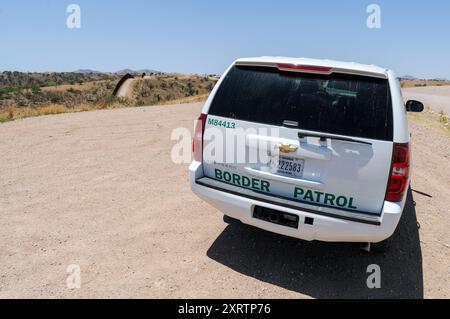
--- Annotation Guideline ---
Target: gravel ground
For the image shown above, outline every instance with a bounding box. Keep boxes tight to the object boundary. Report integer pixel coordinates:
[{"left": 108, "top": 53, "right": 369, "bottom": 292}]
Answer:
[{"left": 0, "top": 100, "right": 449, "bottom": 299}]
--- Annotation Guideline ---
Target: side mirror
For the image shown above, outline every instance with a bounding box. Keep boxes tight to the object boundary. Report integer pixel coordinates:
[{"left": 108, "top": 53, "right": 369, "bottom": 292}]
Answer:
[{"left": 406, "top": 100, "right": 424, "bottom": 113}]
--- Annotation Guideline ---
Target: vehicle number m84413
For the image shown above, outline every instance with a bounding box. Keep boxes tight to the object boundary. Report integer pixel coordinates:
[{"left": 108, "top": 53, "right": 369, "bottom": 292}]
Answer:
[{"left": 207, "top": 118, "right": 236, "bottom": 129}]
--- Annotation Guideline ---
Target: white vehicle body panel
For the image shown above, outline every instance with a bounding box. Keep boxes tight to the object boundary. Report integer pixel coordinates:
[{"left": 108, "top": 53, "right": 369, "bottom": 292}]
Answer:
[
  {"left": 201, "top": 117, "right": 393, "bottom": 215},
  {"left": 190, "top": 161, "right": 402, "bottom": 243}
]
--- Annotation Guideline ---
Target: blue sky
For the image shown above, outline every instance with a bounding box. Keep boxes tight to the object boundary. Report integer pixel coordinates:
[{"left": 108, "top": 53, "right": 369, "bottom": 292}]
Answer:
[{"left": 0, "top": 0, "right": 449, "bottom": 78}]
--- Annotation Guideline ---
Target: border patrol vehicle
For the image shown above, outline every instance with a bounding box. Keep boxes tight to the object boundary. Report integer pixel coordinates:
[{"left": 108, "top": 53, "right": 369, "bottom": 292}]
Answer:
[{"left": 189, "top": 57, "right": 423, "bottom": 250}]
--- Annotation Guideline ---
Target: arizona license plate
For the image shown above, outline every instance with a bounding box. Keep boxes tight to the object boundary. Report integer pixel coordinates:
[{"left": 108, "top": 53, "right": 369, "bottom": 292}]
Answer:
[{"left": 271, "top": 156, "right": 305, "bottom": 178}]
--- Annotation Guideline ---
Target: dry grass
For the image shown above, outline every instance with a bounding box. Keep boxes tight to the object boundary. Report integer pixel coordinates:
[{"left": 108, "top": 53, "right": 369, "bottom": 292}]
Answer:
[
  {"left": 408, "top": 105, "right": 450, "bottom": 136},
  {"left": 0, "top": 104, "right": 98, "bottom": 122},
  {"left": 155, "top": 93, "right": 209, "bottom": 106},
  {"left": 40, "top": 81, "right": 102, "bottom": 92},
  {"left": 1, "top": 104, "right": 68, "bottom": 121},
  {"left": 0, "top": 93, "right": 211, "bottom": 123},
  {"left": 0, "top": 106, "right": 15, "bottom": 123},
  {"left": 401, "top": 80, "right": 450, "bottom": 88}
]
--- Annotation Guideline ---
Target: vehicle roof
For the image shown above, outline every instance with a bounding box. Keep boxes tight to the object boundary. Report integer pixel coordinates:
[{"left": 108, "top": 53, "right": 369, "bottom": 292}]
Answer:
[{"left": 235, "top": 56, "right": 390, "bottom": 78}]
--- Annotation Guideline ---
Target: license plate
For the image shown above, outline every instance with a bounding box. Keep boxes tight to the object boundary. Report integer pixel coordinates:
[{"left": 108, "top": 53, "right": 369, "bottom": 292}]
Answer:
[{"left": 271, "top": 156, "right": 305, "bottom": 178}]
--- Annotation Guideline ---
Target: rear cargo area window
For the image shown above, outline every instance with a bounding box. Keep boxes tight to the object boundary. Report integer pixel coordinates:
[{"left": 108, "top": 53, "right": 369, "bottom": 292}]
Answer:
[{"left": 209, "top": 66, "right": 393, "bottom": 141}]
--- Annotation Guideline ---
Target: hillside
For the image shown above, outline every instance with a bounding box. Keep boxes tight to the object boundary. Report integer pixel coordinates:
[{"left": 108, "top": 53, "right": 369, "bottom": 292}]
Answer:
[
  {"left": 131, "top": 74, "right": 217, "bottom": 106},
  {"left": 0, "top": 72, "right": 218, "bottom": 122},
  {"left": 0, "top": 71, "right": 119, "bottom": 88}
]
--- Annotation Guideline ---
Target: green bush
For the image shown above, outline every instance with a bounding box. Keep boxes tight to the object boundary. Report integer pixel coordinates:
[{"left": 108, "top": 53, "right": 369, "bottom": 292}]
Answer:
[
  {"left": 0, "top": 86, "right": 23, "bottom": 95},
  {"left": 31, "top": 85, "right": 41, "bottom": 94},
  {"left": 186, "top": 82, "right": 195, "bottom": 96},
  {"left": 48, "top": 93, "right": 62, "bottom": 103},
  {"left": 136, "top": 100, "right": 146, "bottom": 107}
]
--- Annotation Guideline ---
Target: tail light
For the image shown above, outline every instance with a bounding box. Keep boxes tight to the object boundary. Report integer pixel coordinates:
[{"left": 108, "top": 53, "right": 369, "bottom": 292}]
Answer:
[
  {"left": 385, "top": 143, "right": 410, "bottom": 202},
  {"left": 193, "top": 113, "right": 207, "bottom": 162}
]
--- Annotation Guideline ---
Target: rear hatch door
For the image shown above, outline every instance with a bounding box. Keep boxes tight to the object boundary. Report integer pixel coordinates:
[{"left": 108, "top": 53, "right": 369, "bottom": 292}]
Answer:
[{"left": 202, "top": 64, "right": 393, "bottom": 216}]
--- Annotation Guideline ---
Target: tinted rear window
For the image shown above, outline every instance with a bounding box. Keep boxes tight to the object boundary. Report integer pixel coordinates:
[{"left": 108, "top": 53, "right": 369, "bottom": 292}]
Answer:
[{"left": 209, "top": 66, "right": 393, "bottom": 141}]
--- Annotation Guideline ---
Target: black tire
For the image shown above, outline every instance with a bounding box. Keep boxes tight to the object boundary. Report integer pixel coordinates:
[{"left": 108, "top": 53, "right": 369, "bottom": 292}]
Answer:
[
  {"left": 371, "top": 236, "right": 393, "bottom": 253},
  {"left": 223, "top": 215, "right": 241, "bottom": 225}
]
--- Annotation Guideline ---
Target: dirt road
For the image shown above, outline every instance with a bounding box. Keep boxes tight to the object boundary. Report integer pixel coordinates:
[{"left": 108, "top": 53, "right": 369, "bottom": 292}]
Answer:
[
  {"left": 0, "top": 101, "right": 449, "bottom": 299},
  {"left": 403, "top": 86, "right": 450, "bottom": 115}
]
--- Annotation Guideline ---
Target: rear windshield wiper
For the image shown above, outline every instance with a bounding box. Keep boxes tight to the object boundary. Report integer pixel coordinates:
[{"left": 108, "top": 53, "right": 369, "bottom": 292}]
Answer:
[{"left": 297, "top": 131, "right": 373, "bottom": 146}]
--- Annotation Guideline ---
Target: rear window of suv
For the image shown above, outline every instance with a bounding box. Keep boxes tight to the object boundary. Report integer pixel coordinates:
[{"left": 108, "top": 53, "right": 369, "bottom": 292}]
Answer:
[{"left": 209, "top": 65, "right": 393, "bottom": 141}]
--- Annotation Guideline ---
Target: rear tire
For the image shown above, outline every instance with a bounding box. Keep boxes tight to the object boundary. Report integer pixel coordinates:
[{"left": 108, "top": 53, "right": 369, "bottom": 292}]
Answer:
[
  {"left": 371, "top": 236, "right": 393, "bottom": 253},
  {"left": 223, "top": 215, "right": 241, "bottom": 225}
]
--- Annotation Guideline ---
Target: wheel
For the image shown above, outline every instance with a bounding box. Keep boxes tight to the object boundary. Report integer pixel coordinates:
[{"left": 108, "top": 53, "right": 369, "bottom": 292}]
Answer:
[
  {"left": 370, "top": 236, "right": 393, "bottom": 253},
  {"left": 223, "top": 215, "right": 241, "bottom": 225}
]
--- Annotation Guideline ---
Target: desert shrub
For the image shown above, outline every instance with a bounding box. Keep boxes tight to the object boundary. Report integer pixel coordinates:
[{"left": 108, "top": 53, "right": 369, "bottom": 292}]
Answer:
[
  {"left": 186, "top": 82, "right": 195, "bottom": 96},
  {"left": 115, "top": 97, "right": 128, "bottom": 105},
  {"left": 439, "top": 111, "right": 449, "bottom": 126},
  {"left": 31, "top": 85, "right": 41, "bottom": 94},
  {"left": 95, "top": 94, "right": 116, "bottom": 108},
  {"left": 24, "top": 90, "right": 33, "bottom": 99},
  {"left": 48, "top": 92, "right": 62, "bottom": 103},
  {"left": 95, "top": 94, "right": 129, "bottom": 109},
  {"left": 5, "top": 105, "right": 15, "bottom": 119},
  {"left": 0, "top": 86, "right": 22, "bottom": 95},
  {"left": 17, "top": 99, "right": 27, "bottom": 107},
  {"left": 0, "top": 116, "right": 12, "bottom": 123},
  {"left": 136, "top": 100, "right": 146, "bottom": 107}
]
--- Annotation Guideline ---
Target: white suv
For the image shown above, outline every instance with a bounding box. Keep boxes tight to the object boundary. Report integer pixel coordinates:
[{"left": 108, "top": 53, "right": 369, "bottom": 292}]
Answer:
[{"left": 189, "top": 57, "right": 423, "bottom": 246}]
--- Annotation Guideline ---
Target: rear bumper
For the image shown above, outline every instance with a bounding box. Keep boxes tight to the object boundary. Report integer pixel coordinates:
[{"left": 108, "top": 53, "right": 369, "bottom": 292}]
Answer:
[{"left": 189, "top": 162, "right": 404, "bottom": 243}]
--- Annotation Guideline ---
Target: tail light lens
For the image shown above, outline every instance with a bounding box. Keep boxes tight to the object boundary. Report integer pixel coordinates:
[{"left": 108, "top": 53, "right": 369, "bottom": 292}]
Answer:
[
  {"left": 193, "top": 113, "right": 207, "bottom": 162},
  {"left": 385, "top": 143, "right": 410, "bottom": 202}
]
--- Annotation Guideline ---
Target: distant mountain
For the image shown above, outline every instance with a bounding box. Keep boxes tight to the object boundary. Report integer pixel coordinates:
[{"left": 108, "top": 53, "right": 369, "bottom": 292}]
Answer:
[
  {"left": 73, "top": 69, "right": 104, "bottom": 74},
  {"left": 431, "top": 77, "right": 449, "bottom": 82},
  {"left": 116, "top": 69, "right": 161, "bottom": 75},
  {"left": 400, "top": 75, "right": 418, "bottom": 80}
]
